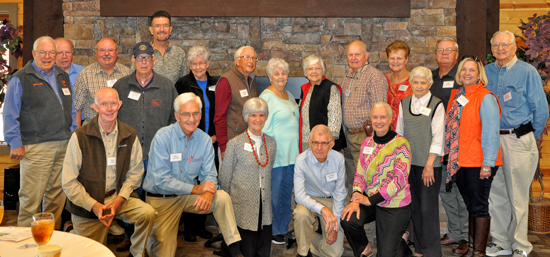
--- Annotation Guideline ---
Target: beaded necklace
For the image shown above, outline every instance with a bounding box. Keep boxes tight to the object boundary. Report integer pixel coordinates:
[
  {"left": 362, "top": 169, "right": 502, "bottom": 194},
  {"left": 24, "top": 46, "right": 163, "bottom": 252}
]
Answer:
[{"left": 246, "top": 130, "right": 269, "bottom": 167}]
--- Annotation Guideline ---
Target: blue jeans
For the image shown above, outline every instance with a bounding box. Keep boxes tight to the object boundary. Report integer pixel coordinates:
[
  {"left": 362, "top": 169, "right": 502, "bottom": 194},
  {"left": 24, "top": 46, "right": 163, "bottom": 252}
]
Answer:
[{"left": 271, "top": 165, "right": 294, "bottom": 236}]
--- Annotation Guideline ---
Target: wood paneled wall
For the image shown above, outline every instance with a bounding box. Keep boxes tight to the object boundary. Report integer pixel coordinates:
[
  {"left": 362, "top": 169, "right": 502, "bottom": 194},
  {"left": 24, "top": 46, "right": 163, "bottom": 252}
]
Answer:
[{"left": 500, "top": 0, "right": 550, "bottom": 35}]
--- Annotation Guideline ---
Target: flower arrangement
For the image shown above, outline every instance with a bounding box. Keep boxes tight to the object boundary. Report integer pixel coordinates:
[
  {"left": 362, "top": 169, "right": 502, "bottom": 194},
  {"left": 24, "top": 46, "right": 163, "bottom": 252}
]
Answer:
[
  {"left": 517, "top": 11, "right": 550, "bottom": 86},
  {"left": 0, "top": 19, "right": 23, "bottom": 107}
]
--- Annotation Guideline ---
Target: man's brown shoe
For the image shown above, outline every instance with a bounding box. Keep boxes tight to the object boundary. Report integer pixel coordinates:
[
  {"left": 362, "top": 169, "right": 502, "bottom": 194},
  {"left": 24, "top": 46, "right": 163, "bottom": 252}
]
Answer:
[
  {"left": 441, "top": 234, "right": 459, "bottom": 245},
  {"left": 116, "top": 239, "right": 131, "bottom": 252},
  {"left": 451, "top": 240, "right": 468, "bottom": 255}
]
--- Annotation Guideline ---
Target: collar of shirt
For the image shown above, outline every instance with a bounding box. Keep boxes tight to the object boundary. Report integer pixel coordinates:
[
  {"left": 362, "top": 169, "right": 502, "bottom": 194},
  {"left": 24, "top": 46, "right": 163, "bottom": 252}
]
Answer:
[
  {"left": 306, "top": 148, "right": 329, "bottom": 169},
  {"left": 345, "top": 63, "right": 370, "bottom": 78},
  {"left": 135, "top": 72, "right": 154, "bottom": 89},
  {"left": 68, "top": 63, "right": 83, "bottom": 76},
  {"left": 411, "top": 91, "right": 432, "bottom": 113},
  {"left": 93, "top": 62, "right": 123, "bottom": 76},
  {"left": 175, "top": 121, "right": 197, "bottom": 142},
  {"left": 495, "top": 55, "right": 518, "bottom": 71},
  {"left": 151, "top": 41, "right": 172, "bottom": 54},
  {"left": 32, "top": 61, "right": 55, "bottom": 77},
  {"left": 98, "top": 119, "right": 119, "bottom": 137}
]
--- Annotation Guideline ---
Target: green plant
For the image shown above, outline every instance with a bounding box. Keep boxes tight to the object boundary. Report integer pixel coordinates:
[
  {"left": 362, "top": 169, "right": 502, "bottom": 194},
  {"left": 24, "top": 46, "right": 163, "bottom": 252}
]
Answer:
[{"left": 0, "top": 19, "right": 22, "bottom": 107}]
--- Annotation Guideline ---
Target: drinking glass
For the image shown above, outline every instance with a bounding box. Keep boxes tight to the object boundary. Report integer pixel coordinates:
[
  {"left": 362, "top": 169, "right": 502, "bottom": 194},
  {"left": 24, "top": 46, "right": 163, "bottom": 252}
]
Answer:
[
  {"left": 31, "top": 212, "right": 55, "bottom": 245},
  {"left": 0, "top": 200, "right": 4, "bottom": 225}
]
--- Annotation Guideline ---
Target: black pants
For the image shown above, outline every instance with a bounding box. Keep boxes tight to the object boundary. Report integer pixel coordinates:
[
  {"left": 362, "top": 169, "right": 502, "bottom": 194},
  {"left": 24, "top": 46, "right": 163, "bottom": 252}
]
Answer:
[
  {"left": 409, "top": 165, "right": 443, "bottom": 257},
  {"left": 238, "top": 225, "right": 272, "bottom": 257},
  {"left": 455, "top": 166, "right": 497, "bottom": 218},
  {"left": 341, "top": 204, "right": 411, "bottom": 257}
]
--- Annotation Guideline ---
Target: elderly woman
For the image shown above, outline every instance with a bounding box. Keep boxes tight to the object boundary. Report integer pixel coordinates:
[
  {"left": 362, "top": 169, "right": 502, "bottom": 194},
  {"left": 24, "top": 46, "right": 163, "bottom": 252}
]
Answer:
[
  {"left": 299, "top": 54, "right": 346, "bottom": 153},
  {"left": 445, "top": 56, "right": 502, "bottom": 257},
  {"left": 219, "top": 97, "right": 277, "bottom": 257},
  {"left": 385, "top": 40, "right": 413, "bottom": 129},
  {"left": 341, "top": 102, "right": 412, "bottom": 257},
  {"left": 395, "top": 66, "right": 445, "bottom": 257},
  {"left": 259, "top": 58, "right": 300, "bottom": 244},
  {"left": 174, "top": 46, "right": 219, "bottom": 242}
]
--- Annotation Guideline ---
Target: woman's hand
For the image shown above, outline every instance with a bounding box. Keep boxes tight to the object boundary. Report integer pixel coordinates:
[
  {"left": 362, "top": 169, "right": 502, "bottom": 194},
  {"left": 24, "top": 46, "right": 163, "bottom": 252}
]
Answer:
[
  {"left": 480, "top": 165, "right": 491, "bottom": 180},
  {"left": 341, "top": 202, "right": 360, "bottom": 221},
  {"left": 350, "top": 191, "right": 371, "bottom": 206},
  {"left": 422, "top": 165, "right": 435, "bottom": 187}
]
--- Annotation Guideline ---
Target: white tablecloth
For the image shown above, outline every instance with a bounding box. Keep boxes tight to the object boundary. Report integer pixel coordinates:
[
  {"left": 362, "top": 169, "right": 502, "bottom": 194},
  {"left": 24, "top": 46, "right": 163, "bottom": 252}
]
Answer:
[{"left": 0, "top": 227, "right": 115, "bottom": 257}]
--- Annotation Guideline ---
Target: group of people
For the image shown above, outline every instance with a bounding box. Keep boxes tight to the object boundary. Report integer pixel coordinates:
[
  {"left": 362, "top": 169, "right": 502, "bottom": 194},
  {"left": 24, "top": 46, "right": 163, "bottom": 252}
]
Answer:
[{"left": 2, "top": 8, "right": 548, "bottom": 257}]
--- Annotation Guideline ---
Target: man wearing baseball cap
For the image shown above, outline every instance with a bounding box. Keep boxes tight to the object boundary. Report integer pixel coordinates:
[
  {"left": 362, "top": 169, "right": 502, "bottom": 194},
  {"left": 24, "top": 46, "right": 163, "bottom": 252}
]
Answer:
[{"left": 112, "top": 41, "right": 179, "bottom": 252}]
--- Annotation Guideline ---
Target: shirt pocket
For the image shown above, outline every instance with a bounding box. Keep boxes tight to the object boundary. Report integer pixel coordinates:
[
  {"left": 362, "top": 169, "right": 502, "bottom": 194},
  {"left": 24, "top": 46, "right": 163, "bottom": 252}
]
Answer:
[{"left": 503, "top": 85, "right": 525, "bottom": 109}]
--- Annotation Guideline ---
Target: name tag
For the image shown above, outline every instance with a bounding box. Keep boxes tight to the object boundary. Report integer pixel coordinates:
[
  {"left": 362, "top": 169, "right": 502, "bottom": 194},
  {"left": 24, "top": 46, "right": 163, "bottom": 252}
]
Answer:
[
  {"left": 107, "top": 80, "right": 117, "bottom": 88},
  {"left": 62, "top": 88, "right": 71, "bottom": 95},
  {"left": 208, "top": 86, "right": 216, "bottom": 91},
  {"left": 170, "top": 153, "right": 182, "bottom": 162},
  {"left": 244, "top": 143, "right": 253, "bottom": 152},
  {"left": 128, "top": 91, "right": 141, "bottom": 101},
  {"left": 362, "top": 147, "right": 374, "bottom": 155},
  {"left": 107, "top": 157, "right": 116, "bottom": 166},
  {"left": 239, "top": 89, "right": 249, "bottom": 97},
  {"left": 344, "top": 89, "right": 351, "bottom": 97},
  {"left": 419, "top": 106, "right": 432, "bottom": 116},
  {"left": 443, "top": 81, "right": 454, "bottom": 88},
  {"left": 398, "top": 85, "right": 409, "bottom": 91},
  {"left": 326, "top": 173, "right": 338, "bottom": 182},
  {"left": 503, "top": 92, "right": 512, "bottom": 102},
  {"left": 457, "top": 95, "right": 469, "bottom": 106}
]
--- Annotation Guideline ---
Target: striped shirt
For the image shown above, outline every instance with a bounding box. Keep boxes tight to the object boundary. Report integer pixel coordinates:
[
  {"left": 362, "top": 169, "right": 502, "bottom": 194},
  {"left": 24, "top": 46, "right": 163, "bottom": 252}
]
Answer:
[
  {"left": 342, "top": 64, "right": 388, "bottom": 129},
  {"left": 74, "top": 62, "right": 131, "bottom": 121}
]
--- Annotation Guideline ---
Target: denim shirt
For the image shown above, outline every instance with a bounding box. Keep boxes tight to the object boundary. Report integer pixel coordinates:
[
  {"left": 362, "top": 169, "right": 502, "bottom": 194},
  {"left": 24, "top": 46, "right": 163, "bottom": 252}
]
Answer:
[
  {"left": 485, "top": 58, "right": 549, "bottom": 139},
  {"left": 143, "top": 122, "right": 217, "bottom": 195}
]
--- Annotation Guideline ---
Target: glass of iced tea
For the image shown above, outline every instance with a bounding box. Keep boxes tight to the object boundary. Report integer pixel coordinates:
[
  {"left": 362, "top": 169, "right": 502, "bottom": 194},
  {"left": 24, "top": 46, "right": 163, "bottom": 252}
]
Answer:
[
  {"left": 0, "top": 200, "right": 4, "bottom": 225},
  {"left": 31, "top": 212, "right": 55, "bottom": 245}
]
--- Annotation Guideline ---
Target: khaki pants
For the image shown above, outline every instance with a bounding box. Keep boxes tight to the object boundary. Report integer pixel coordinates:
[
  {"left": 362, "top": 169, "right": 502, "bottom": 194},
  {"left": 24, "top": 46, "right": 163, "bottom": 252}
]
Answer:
[
  {"left": 71, "top": 194, "right": 155, "bottom": 257},
  {"left": 146, "top": 190, "right": 240, "bottom": 257},
  {"left": 19, "top": 140, "right": 68, "bottom": 229},
  {"left": 489, "top": 133, "right": 538, "bottom": 254},
  {"left": 293, "top": 197, "right": 344, "bottom": 257}
]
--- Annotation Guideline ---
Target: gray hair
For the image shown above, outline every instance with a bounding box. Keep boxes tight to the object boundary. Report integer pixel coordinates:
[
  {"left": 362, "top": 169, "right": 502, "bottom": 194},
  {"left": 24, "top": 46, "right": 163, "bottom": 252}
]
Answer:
[
  {"left": 409, "top": 66, "right": 434, "bottom": 85},
  {"left": 234, "top": 46, "right": 255, "bottom": 60},
  {"left": 490, "top": 30, "right": 516, "bottom": 45},
  {"left": 266, "top": 58, "right": 290, "bottom": 78},
  {"left": 436, "top": 37, "right": 459, "bottom": 52},
  {"left": 310, "top": 124, "right": 334, "bottom": 142},
  {"left": 371, "top": 102, "right": 393, "bottom": 120},
  {"left": 243, "top": 97, "right": 269, "bottom": 123},
  {"left": 174, "top": 92, "right": 203, "bottom": 113},
  {"left": 33, "top": 36, "right": 57, "bottom": 51},
  {"left": 302, "top": 54, "right": 326, "bottom": 76},
  {"left": 187, "top": 46, "right": 211, "bottom": 62},
  {"left": 55, "top": 37, "right": 74, "bottom": 49}
]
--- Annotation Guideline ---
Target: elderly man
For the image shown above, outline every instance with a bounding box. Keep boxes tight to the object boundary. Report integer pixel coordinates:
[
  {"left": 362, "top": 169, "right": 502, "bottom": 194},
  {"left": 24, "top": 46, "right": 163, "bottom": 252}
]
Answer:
[
  {"left": 3, "top": 36, "right": 76, "bottom": 229},
  {"left": 485, "top": 30, "right": 549, "bottom": 257},
  {"left": 341, "top": 40, "right": 387, "bottom": 247},
  {"left": 62, "top": 87, "right": 155, "bottom": 257},
  {"left": 293, "top": 125, "right": 347, "bottom": 257},
  {"left": 147, "top": 10, "right": 186, "bottom": 84},
  {"left": 113, "top": 41, "right": 178, "bottom": 251},
  {"left": 144, "top": 92, "right": 242, "bottom": 257},
  {"left": 214, "top": 46, "right": 259, "bottom": 159},
  {"left": 430, "top": 38, "right": 469, "bottom": 255},
  {"left": 55, "top": 38, "right": 83, "bottom": 89},
  {"left": 74, "top": 38, "right": 131, "bottom": 126}
]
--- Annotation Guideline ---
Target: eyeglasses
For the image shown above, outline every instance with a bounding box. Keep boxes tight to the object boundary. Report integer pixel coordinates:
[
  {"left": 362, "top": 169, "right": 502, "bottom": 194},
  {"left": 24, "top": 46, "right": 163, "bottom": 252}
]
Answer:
[
  {"left": 136, "top": 55, "right": 152, "bottom": 62},
  {"left": 239, "top": 55, "right": 258, "bottom": 61},
  {"left": 57, "top": 51, "right": 73, "bottom": 56},
  {"left": 37, "top": 51, "right": 56, "bottom": 57},
  {"left": 461, "top": 55, "right": 480, "bottom": 63},
  {"left": 491, "top": 42, "right": 514, "bottom": 49},
  {"left": 96, "top": 48, "right": 116, "bottom": 54},
  {"left": 307, "top": 66, "right": 322, "bottom": 72},
  {"left": 191, "top": 61, "right": 207, "bottom": 67},
  {"left": 310, "top": 141, "right": 330, "bottom": 148},
  {"left": 179, "top": 111, "right": 201, "bottom": 120},
  {"left": 436, "top": 48, "right": 457, "bottom": 54}
]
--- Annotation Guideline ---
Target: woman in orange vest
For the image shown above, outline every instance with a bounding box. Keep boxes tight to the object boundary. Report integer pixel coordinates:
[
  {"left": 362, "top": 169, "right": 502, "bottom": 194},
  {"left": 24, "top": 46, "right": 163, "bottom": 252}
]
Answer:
[{"left": 444, "top": 56, "right": 503, "bottom": 257}]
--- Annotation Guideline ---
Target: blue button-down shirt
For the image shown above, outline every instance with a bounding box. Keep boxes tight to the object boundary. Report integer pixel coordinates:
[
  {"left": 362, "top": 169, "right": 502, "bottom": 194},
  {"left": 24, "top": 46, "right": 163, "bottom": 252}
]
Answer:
[
  {"left": 143, "top": 122, "right": 217, "bottom": 195},
  {"left": 65, "top": 63, "right": 84, "bottom": 90},
  {"left": 3, "top": 61, "right": 77, "bottom": 149},
  {"left": 485, "top": 57, "right": 549, "bottom": 139},
  {"left": 294, "top": 149, "right": 347, "bottom": 224}
]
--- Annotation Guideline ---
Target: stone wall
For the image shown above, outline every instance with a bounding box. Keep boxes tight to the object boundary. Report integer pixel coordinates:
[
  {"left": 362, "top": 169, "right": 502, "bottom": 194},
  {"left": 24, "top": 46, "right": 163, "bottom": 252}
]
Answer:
[{"left": 62, "top": 0, "right": 456, "bottom": 85}]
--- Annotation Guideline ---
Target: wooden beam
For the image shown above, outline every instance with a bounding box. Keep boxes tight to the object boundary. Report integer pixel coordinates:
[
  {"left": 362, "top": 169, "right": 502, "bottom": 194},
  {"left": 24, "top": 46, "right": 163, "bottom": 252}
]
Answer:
[{"left": 22, "top": 0, "right": 64, "bottom": 64}]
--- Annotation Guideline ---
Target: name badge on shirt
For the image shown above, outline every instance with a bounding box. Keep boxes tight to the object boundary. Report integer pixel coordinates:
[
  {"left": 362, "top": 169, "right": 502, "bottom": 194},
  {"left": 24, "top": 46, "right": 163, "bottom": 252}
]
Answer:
[
  {"left": 326, "top": 173, "right": 338, "bottom": 182},
  {"left": 443, "top": 81, "right": 454, "bottom": 88},
  {"left": 107, "top": 80, "right": 117, "bottom": 88},
  {"left": 208, "top": 86, "right": 216, "bottom": 91},
  {"left": 344, "top": 89, "right": 351, "bottom": 97},
  {"left": 244, "top": 143, "right": 253, "bottom": 152},
  {"left": 419, "top": 106, "right": 432, "bottom": 116},
  {"left": 239, "top": 89, "right": 249, "bottom": 97},
  {"left": 62, "top": 88, "right": 71, "bottom": 96},
  {"left": 398, "top": 85, "right": 409, "bottom": 91},
  {"left": 170, "top": 153, "right": 182, "bottom": 162},
  {"left": 363, "top": 147, "right": 374, "bottom": 155},
  {"left": 457, "top": 95, "right": 469, "bottom": 106},
  {"left": 107, "top": 157, "right": 116, "bottom": 166},
  {"left": 503, "top": 92, "right": 512, "bottom": 102},
  {"left": 128, "top": 91, "right": 141, "bottom": 101}
]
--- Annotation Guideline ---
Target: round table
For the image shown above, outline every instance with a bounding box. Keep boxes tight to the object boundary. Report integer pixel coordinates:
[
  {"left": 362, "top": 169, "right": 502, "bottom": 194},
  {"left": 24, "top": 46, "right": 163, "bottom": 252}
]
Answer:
[{"left": 0, "top": 228, "right": 115, "bottom": 257}]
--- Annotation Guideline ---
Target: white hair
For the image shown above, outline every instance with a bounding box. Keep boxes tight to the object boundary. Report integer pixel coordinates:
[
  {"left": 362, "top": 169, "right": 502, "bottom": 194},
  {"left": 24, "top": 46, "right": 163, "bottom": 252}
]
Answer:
[
  {"left": 436, "top": 37, "right": 459, "bottom": 52},
  {"left": 187, "top": 46, "right": 210, "bottom": 62},
  {"left": 243, "top": 98, "right": 269, "bottom": 123},
  {"left": 490, "top": 30, "right": 516, "bottom": 45},
  {"left": 174, "top": 92, "right": 203, "bottom": 113},
  {"left": 409, "top": 66, "right": 433, "bottom": 85},
  {"left": 266, "top": 58, "right": 289, "bottom": 78},
  {"left": 33, "top": 36, "right": 57, "bottom": 51},
  {"left": 234, "top": 46, "right": 255, "bottom": 60},
  {"left": 302, "top": 54, "right": 326, "bottom": 76}
]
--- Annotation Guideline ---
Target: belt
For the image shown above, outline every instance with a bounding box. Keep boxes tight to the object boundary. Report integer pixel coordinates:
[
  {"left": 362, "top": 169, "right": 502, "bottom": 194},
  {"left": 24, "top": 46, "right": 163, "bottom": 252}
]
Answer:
[
  {"left": 500, "top": 129, "right": 515, "bottom": 135},
  {"left": 146, "top": 192, "right": 177, "bottom": 198},
  {"left": 348, "top": 128, "right": 365, "bottom": 134},
  {"left": 105, "top": 189, "right": 116, "bottom": 198}
]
